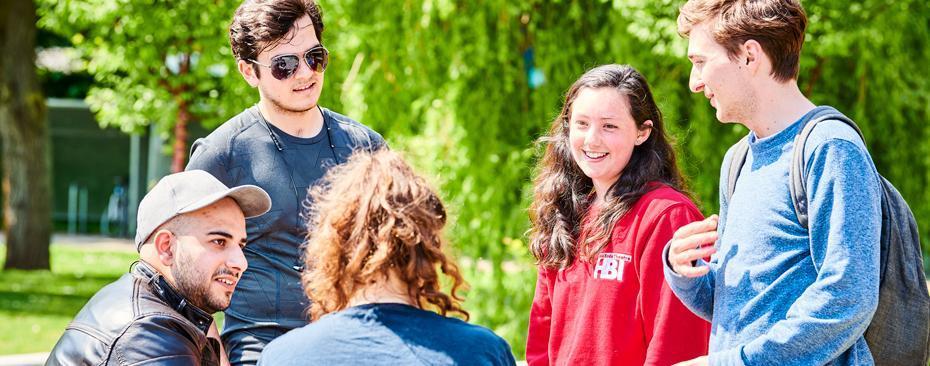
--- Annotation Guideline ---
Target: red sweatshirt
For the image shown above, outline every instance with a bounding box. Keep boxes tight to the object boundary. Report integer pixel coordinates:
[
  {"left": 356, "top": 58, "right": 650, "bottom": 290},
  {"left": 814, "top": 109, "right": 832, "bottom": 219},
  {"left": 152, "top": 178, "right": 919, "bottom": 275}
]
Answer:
[{"left": 526, "top": 186, "right": 710, "bottom": 366}]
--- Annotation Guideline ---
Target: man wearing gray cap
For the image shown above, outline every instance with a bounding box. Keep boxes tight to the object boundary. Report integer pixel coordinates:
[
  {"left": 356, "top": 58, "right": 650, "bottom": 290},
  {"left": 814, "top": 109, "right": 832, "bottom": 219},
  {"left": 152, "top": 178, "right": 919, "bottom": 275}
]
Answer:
[{"left": 46, "top": 170, "right": 271, "bottom": 366}]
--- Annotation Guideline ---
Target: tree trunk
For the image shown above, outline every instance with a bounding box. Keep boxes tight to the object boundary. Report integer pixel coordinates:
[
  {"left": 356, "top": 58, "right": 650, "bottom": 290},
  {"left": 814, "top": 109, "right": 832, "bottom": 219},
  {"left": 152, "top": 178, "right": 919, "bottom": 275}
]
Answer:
[
  {"left": 169, "top": 54, "right": 191, "bottom": 173},
  {"left": 171, "top": 100, "right": 189, "bottom": 173},
  {"left": 0, "top": 0, "right": 51, "bottom": 270}
]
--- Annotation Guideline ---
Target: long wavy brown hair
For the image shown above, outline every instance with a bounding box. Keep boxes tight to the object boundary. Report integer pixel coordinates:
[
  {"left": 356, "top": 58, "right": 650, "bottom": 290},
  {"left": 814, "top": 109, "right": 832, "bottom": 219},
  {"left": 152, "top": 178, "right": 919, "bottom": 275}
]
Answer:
[
  {"left": 529, "top": 64, "right": 687, "bottom": 269},
  {"left": 302, "top": 149, "right": 469, "bottom": 321}
]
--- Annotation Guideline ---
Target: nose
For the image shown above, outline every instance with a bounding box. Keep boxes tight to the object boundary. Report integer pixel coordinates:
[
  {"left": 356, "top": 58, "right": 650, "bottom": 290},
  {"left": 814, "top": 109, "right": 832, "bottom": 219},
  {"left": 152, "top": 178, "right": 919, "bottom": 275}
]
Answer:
[
  {"left": 583, "top": 126, "right": 602, "bottom": 147},
  {"left": 689, "top": 68, "right": 704, "bottom": 93},
  {"left": 227, "top": 246, "right": 248, "bottom": 274},
  {"left": 293, "top": 56, "right": 316, "bottom": 79}
]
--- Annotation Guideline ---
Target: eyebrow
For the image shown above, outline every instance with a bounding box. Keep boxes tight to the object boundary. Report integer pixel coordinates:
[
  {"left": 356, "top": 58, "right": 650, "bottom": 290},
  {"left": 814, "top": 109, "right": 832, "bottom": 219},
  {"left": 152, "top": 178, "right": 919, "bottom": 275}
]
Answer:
[
  {"left": 208, "top": 231, "right": 232, "bottom": 238},
  {"left": 574, "top": 113, "right": 621, "bottom": 120},
  {"left": 208, "top": 231, "right": 247, "bottom": 245}
]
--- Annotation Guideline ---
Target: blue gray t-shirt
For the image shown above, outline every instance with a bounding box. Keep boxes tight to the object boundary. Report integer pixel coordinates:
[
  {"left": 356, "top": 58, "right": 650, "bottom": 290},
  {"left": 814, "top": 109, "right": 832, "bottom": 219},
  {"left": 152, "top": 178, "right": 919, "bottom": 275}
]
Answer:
[
  {"left": 258, "top": 303, "right": 517, "bottom": 366},
  {"left": 186, "top": 106, "right": 385, "bottom": 335}
]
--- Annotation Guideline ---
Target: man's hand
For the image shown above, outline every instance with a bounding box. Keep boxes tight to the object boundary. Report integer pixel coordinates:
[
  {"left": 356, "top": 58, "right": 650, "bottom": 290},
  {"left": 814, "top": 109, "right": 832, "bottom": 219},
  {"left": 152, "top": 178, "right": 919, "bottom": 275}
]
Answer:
[
  {"left": 668, "top": 215, "right": 719, "bottom": 277},
  {"left": 674, "top": 355, "right": 709, "bottom": 366}
]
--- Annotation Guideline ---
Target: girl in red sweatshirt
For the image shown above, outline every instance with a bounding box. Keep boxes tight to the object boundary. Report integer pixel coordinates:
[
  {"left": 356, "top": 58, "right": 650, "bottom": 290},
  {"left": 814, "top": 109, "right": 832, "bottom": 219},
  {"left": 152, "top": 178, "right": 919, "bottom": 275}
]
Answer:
[{"left": 526, "top": 64, "right": 710, "bottom": 366}]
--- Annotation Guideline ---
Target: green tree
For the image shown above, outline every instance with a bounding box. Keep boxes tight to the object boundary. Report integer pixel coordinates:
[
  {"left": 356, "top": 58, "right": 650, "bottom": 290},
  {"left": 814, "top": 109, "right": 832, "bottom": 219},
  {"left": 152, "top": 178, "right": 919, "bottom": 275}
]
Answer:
[
  {"left": 1, "top": 0, "right": 51, "bottom": 270},
  {"left": 38, "top": 0, "right": 930, "bottom": 355},
  {"left": 39, "top": 0, "right": 253, "bottom": 172},
  {"left": 320, "top": 0, "right": 930, "bottom": 354}
]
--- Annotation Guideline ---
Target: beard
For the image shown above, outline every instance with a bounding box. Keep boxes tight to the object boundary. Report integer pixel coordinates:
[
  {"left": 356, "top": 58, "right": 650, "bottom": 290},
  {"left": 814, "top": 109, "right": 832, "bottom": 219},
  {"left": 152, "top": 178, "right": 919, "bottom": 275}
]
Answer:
[
  {"left": 259, "top": 80, "right": 320, "bottom": 115},
  {"left": 171, "top": 248, "right": 232, "bottom": 314},
  {"left": 267, "top": 93, "right": 317, "bottom": 115}
]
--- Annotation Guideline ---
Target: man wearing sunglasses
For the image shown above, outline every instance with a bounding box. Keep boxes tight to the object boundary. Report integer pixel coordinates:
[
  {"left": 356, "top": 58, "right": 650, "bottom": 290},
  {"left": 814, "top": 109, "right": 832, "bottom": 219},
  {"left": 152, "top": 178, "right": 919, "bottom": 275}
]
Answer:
[{"left": 186, "top": 0, "right": 385, "bottom": 364}]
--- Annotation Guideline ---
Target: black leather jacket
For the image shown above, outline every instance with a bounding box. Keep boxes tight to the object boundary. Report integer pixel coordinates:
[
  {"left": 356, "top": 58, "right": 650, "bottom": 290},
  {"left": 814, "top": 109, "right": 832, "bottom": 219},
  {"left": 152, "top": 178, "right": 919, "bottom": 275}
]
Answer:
[{"left": 46, "top": 261, "right": 220, "bottom": 366}]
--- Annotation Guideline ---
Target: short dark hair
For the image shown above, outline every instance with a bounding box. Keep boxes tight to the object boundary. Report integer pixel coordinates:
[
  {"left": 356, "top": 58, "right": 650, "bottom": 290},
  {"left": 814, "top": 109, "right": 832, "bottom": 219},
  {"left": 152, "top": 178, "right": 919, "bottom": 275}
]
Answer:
[
  {"left": 229, "top": 0, "right": 324, "bottom": 62},
  {"left": 678, "top": 0, "right": 807, "bottom": 82}
]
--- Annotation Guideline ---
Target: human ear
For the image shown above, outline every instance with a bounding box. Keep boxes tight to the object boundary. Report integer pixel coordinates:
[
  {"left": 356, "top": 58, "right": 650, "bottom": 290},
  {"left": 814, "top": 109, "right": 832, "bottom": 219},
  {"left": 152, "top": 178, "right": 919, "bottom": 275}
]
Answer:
[
  {"left": 741, "top": 39, "right": 765, "bottom": 73},
  {"left": 636, "top": 120, "right": 654, "bottom": 145},
  {"left": 153, "top": 230, "right": 176, "bottom": 266},
  {"left": 238, "top": 59, "right": 260, "bottom": 88}
]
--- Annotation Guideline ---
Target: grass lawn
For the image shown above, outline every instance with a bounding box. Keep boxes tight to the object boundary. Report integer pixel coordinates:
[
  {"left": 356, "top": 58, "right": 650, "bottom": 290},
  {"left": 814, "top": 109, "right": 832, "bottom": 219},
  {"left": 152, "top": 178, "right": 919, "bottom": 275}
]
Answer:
[
  {"left": 0, "top": 244, "right": 137, "bottom": 355},
  {"left": 0, "top": 243, "right": 237, "bottom": 356}
]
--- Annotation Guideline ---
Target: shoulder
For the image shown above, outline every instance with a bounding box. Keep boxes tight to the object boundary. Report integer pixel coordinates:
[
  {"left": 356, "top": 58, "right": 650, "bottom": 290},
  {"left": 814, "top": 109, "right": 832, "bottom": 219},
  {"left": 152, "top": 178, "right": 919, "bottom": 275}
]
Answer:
[
  {"left": 69, "top": 274, "right": 137, "bottom": 333},
  {"left": 191, "top": 108, "right": 265, "bottom": 155},
  {"left": 110, "top": 313, "right": 202, "bottom": 363},
  {"left": 261, "top": 313, "right": 366, "bottom": 363},
  {"left": 323, "top": 108, "right": 386, "bottom": 148},
  {"left": 637, "top": 185, "right": 701, "bottom": 218},
  {"left": 431, "top": 316, "right": 514, "bottom": 358},
  {"left": 614, "top": 185, "right": 702, "bottom": 240},
  {"left": 268, "top": 311, "right": 363, "bottom": 345},
  {"left": 803, "top": 115, "right": 868, "bottom": 155},
  {"left": 800, "top": 110, "right": 877, "bottom": 178}
]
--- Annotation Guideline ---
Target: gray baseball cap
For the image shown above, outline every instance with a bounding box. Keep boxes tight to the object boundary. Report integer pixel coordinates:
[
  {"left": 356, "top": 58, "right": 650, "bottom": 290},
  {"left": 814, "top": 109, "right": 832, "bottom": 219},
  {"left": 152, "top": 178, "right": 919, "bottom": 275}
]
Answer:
[{"left": 134, "top": 170, "right": 271, "bottom": 251}]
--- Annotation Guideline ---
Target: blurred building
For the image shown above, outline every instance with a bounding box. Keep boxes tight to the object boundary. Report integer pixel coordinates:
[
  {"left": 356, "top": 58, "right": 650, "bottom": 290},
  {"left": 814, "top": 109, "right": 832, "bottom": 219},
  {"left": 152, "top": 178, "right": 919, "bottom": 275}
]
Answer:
[{"left": 0, "top": 98, "right": 209, "bottom": 237}]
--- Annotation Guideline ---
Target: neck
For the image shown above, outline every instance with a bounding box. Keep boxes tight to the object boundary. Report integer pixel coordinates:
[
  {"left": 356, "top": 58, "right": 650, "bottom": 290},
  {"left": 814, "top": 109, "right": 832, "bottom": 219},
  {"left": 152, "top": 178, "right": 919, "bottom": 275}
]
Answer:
[
  {"left": 257, "top": 100, "right": 324, "bottom": 138},
  {"left": 592, "top": 179, "right": 614, "bottom": 206},
  {"left": 347, "top": 271, "right": 416, "bottom": 308},
  {"left": 139, "top": 249, "right": 173, "bottom": 284},
  {"left": 743, "top": 80, "right": 816, "bottom": 139}
]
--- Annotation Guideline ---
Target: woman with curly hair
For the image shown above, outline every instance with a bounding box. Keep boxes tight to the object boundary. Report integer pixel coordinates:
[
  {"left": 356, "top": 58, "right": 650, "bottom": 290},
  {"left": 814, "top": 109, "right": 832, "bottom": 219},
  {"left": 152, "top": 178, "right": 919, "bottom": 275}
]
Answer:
[
  {"left": 525, "top": 64, "right": 710, "bottom": 365},
  {"left": 258, "top": 149, "right": 516, "bottom": 366}
]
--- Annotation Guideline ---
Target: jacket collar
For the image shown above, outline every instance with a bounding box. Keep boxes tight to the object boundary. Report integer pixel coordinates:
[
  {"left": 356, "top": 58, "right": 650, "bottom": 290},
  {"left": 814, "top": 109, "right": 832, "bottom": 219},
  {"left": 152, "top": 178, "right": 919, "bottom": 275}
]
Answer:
[{"left": 132, "top": 261, "right": 214, "bottom": 334}]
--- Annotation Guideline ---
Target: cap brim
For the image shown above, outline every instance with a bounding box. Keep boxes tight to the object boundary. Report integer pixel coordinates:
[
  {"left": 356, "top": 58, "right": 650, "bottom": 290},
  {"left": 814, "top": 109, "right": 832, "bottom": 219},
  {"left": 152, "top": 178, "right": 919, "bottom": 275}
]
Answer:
[{"left": 178, "top": 185, "right": 272, "bottom": 219}]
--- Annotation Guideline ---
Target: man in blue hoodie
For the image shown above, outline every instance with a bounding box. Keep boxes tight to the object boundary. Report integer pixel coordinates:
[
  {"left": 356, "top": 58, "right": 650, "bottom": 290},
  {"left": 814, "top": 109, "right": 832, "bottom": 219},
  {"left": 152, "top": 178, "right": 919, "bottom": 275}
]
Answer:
[{"left": 663, "top": 0, "right": 881, "bottom": 365}]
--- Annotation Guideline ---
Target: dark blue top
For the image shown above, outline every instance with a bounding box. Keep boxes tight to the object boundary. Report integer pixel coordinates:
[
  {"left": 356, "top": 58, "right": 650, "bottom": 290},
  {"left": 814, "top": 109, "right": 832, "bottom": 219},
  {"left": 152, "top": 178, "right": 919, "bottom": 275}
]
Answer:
[
  {"left": 257, "top": 303, "right": 517, "bottom": 366},
  {"left": 186, "top": 106, "right": 385, "bottom": 334}
]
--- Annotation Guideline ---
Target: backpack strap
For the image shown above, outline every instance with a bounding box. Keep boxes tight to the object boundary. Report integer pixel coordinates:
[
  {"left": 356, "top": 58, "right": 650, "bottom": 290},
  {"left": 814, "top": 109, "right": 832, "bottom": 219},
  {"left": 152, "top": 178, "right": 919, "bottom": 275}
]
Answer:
[
  {"left": 726, "top": 136, "right": 752, "bottom": 203},
  {"left": 789, "top": 109, "right": 865, "bottom": 228}
]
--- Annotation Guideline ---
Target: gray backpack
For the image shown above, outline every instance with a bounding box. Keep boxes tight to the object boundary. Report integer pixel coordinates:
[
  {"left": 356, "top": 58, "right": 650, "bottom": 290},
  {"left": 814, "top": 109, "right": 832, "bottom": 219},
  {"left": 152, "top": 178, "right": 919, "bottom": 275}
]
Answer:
[{"left": 726, "top": 107, "right": 930, "bottom": 366}]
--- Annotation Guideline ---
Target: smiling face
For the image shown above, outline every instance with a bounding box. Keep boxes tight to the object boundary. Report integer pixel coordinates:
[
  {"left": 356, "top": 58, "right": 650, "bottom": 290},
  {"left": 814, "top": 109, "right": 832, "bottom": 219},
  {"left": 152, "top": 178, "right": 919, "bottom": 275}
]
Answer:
[
  {"left": 168, "top": 198, "right": 248, "bottom": 313},
  {"left": 568, "top": 87, "right": 651, "bottom": 196},
  {"left": 239, "top": 14, "right": 324, "bottom": 115},
  {"left": 687, "top": 22, "right": 757, "bottom": 124}
]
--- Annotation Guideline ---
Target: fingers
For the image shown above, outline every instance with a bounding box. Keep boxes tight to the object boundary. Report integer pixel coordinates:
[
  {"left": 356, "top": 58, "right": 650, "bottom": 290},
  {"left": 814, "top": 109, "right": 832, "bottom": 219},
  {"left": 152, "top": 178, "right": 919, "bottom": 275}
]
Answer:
[
  {"left": 670, "top": 231, "right": 719, "bottom": 254},
  {"left": 672, "top": 215, "right": 718, "bottom": 239},
  {"left": 668, "top": 214, "right": 720, "bottom": 278},
  {"left": 674, "top": 261, "right": 711, "bottom": 278},
  {"left": 675, "top": 243, "right": 718, "bottom": 263}
]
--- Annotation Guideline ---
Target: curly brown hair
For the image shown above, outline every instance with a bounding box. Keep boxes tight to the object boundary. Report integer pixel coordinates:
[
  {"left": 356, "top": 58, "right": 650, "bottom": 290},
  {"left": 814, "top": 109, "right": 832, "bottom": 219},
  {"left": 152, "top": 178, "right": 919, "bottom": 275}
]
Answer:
[
  {"left": 529, "top": 64, "right": 687, "bottom": 269},
  {"left": 302, "top": 149, "right": 469, "bottom": 321}
]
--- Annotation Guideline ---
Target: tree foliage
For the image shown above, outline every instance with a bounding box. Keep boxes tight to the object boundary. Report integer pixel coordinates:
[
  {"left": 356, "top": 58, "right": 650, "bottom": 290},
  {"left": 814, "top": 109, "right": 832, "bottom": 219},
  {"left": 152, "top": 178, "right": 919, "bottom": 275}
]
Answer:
[
  {"left": 320, "top": 0, "right": 930, "bottom": 355},
  {"left": 38, "top": 0, "right": 252, "bottom": 171},
  {"left": 39, "top": 0, "right": 930, "bottom": 356}
]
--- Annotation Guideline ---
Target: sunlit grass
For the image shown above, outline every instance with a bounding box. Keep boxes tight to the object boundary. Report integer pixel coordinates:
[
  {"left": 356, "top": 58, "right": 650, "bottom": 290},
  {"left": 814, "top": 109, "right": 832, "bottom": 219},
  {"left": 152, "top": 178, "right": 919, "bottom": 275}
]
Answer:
[{"left": 0, "top": 244, "right": 136, "bottom": 355}]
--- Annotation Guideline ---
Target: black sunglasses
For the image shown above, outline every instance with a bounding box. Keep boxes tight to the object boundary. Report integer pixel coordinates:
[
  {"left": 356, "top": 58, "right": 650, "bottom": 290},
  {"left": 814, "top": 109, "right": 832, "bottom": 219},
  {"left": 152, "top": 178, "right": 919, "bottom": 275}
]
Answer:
[{"left": 251, "top": 45, "right": 329, "bottom": 80}]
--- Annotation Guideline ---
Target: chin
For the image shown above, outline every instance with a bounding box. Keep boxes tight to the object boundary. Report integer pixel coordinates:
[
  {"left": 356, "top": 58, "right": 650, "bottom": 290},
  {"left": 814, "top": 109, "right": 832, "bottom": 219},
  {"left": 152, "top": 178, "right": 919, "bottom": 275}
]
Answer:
[{"left": 286, "top": 100, "right": 319, "bottom": 113}]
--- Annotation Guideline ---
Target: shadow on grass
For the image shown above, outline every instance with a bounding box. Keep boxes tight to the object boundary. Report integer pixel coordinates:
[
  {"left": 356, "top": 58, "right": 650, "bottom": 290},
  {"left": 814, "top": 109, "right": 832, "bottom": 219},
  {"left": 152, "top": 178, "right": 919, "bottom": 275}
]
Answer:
[{"left": 0, "top": 271, "right": 123, "bottom": 318}]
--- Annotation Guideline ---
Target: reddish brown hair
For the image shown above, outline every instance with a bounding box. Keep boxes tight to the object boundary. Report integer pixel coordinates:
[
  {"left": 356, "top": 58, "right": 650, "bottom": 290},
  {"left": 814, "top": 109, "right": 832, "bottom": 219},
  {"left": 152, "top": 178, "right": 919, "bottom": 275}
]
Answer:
[
  {"left": 302, "top": 150, "right": 469, "bottom": 321},
  {"left": 678, "top": 0, "right": 807, "bottom": 82}
]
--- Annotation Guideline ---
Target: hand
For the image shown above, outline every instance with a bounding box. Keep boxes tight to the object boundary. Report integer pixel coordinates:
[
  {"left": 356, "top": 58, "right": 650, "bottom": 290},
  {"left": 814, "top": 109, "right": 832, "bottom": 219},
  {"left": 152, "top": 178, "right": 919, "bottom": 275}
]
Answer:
[
  {"left": 674, "top": 356, "right": 709, "bottom": 366},
  {"left": 668, "top": 215, "right": 719, "bottom": 277}
]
